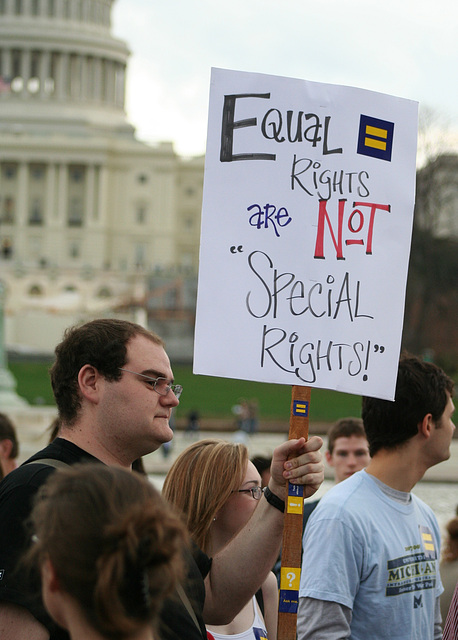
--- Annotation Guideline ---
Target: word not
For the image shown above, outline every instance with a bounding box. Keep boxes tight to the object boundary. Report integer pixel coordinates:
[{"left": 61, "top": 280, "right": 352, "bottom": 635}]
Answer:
[
  {"left": 220, "top": 93, "right": 343, "bottom": 162},
  {"left": 247, "top": 203, "right": 292, "bottom": 237},
  {"left": 314, "top": 199, "right": 391, "bottom": 260},
  {"left": 246, "top": 251, "right": 373, "bottom": 321},
  {"left": 259, "top": 328, "right": 385, "bottom": 384},
  {"left": 291, "top": 156, "right": 370, "bottom": 200}
]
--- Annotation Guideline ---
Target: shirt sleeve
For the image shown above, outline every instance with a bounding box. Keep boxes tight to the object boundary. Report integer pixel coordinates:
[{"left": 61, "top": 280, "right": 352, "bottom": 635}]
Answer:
[
  {"left": 300, "top": 515, "right": 364, "bottom": 610},
  {"left": 297, "top": 596, "right": 352, "bottom": 640}
]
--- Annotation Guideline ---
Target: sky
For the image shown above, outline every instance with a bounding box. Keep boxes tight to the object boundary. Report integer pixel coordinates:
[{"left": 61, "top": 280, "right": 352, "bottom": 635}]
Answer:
[{"left": 111, "top": 0, "right": 458, "bottom": 159}]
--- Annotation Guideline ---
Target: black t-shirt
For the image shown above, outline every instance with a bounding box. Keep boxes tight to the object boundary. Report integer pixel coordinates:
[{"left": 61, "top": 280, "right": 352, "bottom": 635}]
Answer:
[
  {"left": 0, "top": 438, "right": 101, "bottom": 638},
  {"left": 0, "top": 438, "right": 210, "bottom": 640}
]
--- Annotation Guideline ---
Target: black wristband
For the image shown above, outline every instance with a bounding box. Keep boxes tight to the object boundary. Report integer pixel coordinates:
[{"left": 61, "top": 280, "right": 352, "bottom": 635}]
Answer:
[{"left": 263, "top": 486, "right": 285, "bottom": 512}]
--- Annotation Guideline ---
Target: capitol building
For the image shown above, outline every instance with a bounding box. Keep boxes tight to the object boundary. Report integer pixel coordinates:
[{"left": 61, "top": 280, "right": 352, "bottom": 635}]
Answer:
[{"left": 0, "top": 0, "right": 204, "bottom": 356}]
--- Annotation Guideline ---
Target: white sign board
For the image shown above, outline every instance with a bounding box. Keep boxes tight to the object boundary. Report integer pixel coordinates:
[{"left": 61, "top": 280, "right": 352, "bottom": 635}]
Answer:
[{"left": 194, "top": 68, "right": 418, "bottom": 400}]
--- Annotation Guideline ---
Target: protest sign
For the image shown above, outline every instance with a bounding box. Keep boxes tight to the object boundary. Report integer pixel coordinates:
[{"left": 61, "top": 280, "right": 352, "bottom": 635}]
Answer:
[{"left": 194, "top": 68, "right": 418, "bottom": 400}]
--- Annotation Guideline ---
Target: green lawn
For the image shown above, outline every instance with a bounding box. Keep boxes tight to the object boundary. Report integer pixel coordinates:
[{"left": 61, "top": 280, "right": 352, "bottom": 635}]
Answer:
[{"left": 8, "top": 361, "right": 362, "bottom": 423}]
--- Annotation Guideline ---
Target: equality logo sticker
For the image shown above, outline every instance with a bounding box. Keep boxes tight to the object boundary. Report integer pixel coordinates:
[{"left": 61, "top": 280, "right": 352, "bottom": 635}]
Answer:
[
  {"left": 419, "top": 525, "right": 437, "bottom": 560},
  {"left": 357, "top": 115, "right": 395, "bottom": 162},
  {"left": 293, "top": 400, "right": 308, "bottom": 417},
  {"left": 253, "top": 628, "right": 268, "bottom": 640}
]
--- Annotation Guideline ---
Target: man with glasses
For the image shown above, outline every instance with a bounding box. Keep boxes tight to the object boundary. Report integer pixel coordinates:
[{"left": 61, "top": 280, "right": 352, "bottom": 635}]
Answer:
[{"left": 0, "top": 318, "right": 324, "bottom": 640}]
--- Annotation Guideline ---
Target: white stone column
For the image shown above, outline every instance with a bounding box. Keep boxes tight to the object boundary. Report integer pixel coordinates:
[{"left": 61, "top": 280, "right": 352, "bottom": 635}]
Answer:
[
  {"left": 1, "top": 48, "right": 12, "bottom": 80},
  {"left": 39, "top": 50, "right": 51, "bottom": 99},
  {"left": 85, "top": 164, "right": 95, "bottom": 222},
  {"left": 56, "top": 52, "right": 69, "bottom": 100},
  {"left": 80, "top": 54, "right": 88, "bottom": 101},
  {"left": 56, "top": 163, "right": 68, "bottom": 225},
  {"left": 93, "top": 57, "right": 102, "bottom": 102},
  {"left": 45, "top": 163, "right": 56, "bottom": 223},
  {"left": 20, "top": 49, "right": 31, "bottom": 97},
  {"left": 16, "top": 163, "right": 28, "bottom": 227},
  {"left": 97, "top": 164, "right": 108, "bottom": 224}
]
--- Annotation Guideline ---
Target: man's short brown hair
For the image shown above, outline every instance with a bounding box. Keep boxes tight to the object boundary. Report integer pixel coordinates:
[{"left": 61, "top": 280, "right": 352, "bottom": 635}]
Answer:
[{"left": 50, "top": 319, "right": 164, "bottom": 425}]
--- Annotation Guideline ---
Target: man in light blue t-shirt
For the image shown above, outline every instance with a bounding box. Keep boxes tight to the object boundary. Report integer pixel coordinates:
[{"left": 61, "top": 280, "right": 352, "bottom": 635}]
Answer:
[{"left": 298, "top": 354, "right": 456, "bottom": 640}]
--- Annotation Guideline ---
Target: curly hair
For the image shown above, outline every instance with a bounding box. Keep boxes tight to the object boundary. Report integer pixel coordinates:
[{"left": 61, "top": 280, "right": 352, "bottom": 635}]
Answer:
[{"left": 27, "top": 464, "right": 186, "bottom": 640}]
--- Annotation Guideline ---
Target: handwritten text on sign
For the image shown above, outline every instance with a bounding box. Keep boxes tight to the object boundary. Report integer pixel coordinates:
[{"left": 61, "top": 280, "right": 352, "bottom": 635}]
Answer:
[{"left": 194, "top": 69, "right": 418, "bottom": 400}]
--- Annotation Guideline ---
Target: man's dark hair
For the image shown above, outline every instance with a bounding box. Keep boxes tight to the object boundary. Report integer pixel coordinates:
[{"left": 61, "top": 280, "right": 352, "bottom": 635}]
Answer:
[
  {"left": 0, "top": 413, "right": 19, "bottom": 459},
  {"left": 362, "top": 353, "right": 454, "bottom": 456},
  {"left": 251, "top": 455, "right": 272, "bottom": 476},
  {"left": 327, "top": 418, "right": 366, "bottom": 455},
  {"left": 50, "top": 319, "right": 164, "bottom": 425}
]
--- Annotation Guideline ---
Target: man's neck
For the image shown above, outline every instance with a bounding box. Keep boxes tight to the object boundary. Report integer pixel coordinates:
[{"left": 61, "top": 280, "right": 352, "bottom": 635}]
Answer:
[
  {"left": 365, "top": 447, "right": 426, "bottom": 493},
  {"left": 57, "top": 428, "right": 132, "bottom": 469}
]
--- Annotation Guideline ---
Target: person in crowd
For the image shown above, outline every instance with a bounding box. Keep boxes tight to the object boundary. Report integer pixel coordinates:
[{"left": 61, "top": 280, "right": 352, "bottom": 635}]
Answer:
[
  {"left": 298, "top": 353, "right": 455, "bottom": 639},
  {"left": 163, "top": 439, "right": 278, "bottom": 639},
  {"left": 443, "top": 581, "right": 458, "bottom": 639},
  {"left": 303, "top": 417, "right": 370, "bottom": 526},
  {"left": 0, "top": 412, "right": 19, "bottom": 479},
  {"left": 441, "top": 517, "right": 458, "bottom": 626},
  {"left": 0, "top": 318, "right": 324, "bottom": 640},
  {"left": 25, "top": 464, "right": 186, "bottom": 640},
  {"left": 251, "top": 455, "right": 272, "bottom": 488}
]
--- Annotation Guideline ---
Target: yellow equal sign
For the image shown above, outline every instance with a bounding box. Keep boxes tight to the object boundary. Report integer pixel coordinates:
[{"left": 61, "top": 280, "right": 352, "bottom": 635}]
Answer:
[
  {"left": 422, "top": 531, "right": 435, "bottom": 552},
  {"left": 365, "top": 125, "right": 388, "bottom": 151}
]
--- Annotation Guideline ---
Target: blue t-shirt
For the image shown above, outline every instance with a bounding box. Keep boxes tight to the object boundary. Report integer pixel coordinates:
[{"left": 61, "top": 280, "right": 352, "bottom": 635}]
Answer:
[{"left": 299, "top": 470, "right": 443, "bottom": 639}]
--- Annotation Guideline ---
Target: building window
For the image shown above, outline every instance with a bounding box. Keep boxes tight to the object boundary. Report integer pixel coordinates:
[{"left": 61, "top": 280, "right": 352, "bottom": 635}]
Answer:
[
  {"left": 14, "top": 0, "right": 22, "bottom": 15},
  {"left": 68, "top": 242, "right": 80, "bottom": 259},
  {"left": 30, "top": 164, "right": 45, "bottom": 181},
  {"left": 29, "top": 198, "right": 43, "bottom": 225},
  {"left": 3, "top": 165, "right": 17, "bottom": 180},
  {"left": 135, "top": 244, "right": 146, "bottom": 268},
  {"left": 68, "top": 197, "right": 83, "bottom": 226},
  {"left": 1, "top": 238, "right": 13, "bottom": 259},
  {"left": 137, "top": 173, "right": 148, "bottom": 184},
  {"left": 31, "top": 0, "right": 39, "bottom": 16},
  {"left": 69, "top": 166, "right": 84, "bottom": 183},
  {"left": 136, "top": 205, "right": 147, "bottom": 225},
  {"left": 29, "top": 284, "right": 44, "bottom": 296},
  {"left": 2, "top": 197, "right": 15, "bottom": 223},
  {"left": 96, "top": 286, "right": 113, "bottom": 298}
]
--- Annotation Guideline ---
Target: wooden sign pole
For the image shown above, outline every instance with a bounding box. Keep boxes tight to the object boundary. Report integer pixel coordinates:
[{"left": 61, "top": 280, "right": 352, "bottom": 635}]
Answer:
[{"left": 277, "top": 385, "right": 311, "bottom": 640}]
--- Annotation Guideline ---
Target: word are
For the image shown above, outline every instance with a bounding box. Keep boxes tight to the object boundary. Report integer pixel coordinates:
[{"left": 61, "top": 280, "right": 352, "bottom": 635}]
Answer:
[
  {"left": 247, "top": 203, "right": 292, "bottom": 237},
  {"left": 291, "top": 156, "right": 370, "bottom": 200},
  {"left": 220, "top": 92, "right": 343, "bottom": 162},
  {"left": 246, "top": 251, "right": 373, "bottom": 321},
  {"left": 314, "top": 199, "right": 391, "bottom": 260},
  {"left": 259, "top": 329, "right": 382, "bottom": 384}
]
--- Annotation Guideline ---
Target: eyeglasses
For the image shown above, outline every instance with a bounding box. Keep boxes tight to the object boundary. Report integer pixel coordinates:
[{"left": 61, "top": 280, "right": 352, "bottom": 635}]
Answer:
[
  {"left": 236, "top": 486, "right": 263, "bottom": 500},
  {"left": 118, "top": 368, "right": 183, "bottom": 399}
]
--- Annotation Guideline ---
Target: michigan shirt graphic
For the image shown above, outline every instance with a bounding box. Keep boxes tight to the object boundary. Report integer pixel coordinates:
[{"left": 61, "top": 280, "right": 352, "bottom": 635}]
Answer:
[
  {"left": 386, "top": 528, "right": 437, "bottom": 598},
  {"left": 357, "top": 114, "right": 395, "bottom": 162}
]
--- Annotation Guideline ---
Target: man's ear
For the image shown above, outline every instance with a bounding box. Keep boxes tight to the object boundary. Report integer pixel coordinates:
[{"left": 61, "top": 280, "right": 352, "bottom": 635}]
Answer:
[
  {"left": 325, "top": 450, "right": 334, "bottom": 466},
  {"left": 77, "top": 364, "right": 101, "bottom": 403},
  {"left": 0, "top": 438, "right": 13, "bottom": 460},
  {"left": 419, "top": 413, "right": 434, "bottom": 439}
]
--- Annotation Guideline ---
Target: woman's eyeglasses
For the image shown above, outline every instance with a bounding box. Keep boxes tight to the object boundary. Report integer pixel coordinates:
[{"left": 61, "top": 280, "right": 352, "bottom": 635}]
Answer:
[{"left": 236, "top": 486, "right": 263, "bottom": 500}]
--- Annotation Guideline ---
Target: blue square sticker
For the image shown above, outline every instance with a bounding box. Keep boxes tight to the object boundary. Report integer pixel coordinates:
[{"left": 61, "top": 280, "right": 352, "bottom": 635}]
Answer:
[
  {"left": 279, "top": 589, "right": 299, "bottom": 613},
  {"left": 293, "top": 400, "right": 308, "bottom": 417},
  {"left": 357, "top": 114, "right": 394, "bottom": 161}
]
